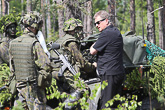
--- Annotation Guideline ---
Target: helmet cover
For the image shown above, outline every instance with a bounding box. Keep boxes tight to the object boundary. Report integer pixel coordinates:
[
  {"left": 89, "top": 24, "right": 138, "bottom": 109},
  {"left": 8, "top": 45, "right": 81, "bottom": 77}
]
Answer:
[
  {"left": 63, "top": 18, "right": 83, "bottom": 32},
  {"left": 20, "top": 11, "right": 43, "bottom": 29},
  {"left": 0, "top": 14, "right": 17, "bottom": 34}
]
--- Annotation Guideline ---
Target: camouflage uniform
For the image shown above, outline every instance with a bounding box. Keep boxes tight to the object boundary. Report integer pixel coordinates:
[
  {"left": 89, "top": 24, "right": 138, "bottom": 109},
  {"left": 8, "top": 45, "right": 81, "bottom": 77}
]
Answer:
[
  {"left": 52, "top": 18, "right": 95, "bottom": 109},
  {"left": 0, "top": 38, "right": 15, "bottom": 64},
  {"left": 54, "top": 34, "right": 95, "bottom": 90},
  {"left": 9, "top": 11, "right": 52, "bottom": 110},
  {"left": 0, "top": 15, "right": 17, "bottom": 65}
]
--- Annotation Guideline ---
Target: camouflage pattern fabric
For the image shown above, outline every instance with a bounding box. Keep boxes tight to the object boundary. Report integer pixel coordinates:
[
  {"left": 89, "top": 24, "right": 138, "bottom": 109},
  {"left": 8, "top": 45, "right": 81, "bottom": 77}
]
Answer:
[
  {"left": 52, "top": 33, "right": 95, "bottom": 91},
  {"left": 9, "top": 32, "right": 52, "bottom": 110},
  {"left": 63, "top": 18, "right": 83, "bottom": 32},
  {"left": 0, "top": 38, "right": 13, "bottom": 65},
  {"left": 20, "top": 11, "right": 43, "bottom": 30},
  {"left": 14, "top": 83, "right": 46, "bottom": 110},
  {"left": 67, "top": 41, "right": 95, "bottom": 73}
]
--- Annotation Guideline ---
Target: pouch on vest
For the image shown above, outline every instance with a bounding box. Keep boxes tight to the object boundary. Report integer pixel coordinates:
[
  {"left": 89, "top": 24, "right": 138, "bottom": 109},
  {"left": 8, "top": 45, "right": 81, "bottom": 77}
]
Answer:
[{"left": 38, "top": 70, "right": 52, "bottom": 88}]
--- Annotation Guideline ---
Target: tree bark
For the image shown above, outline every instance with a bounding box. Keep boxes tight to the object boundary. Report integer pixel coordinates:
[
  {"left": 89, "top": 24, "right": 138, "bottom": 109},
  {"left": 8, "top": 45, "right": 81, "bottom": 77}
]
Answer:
[
  {"left": 65, "top": 0, "right": 82, "bottom": 20},
  {"left": 0, "top": 0, "right": 1, "bottom": 38},
  {"left": 46, "top": 0, "right": 51, "bottom": 38},
  {"left": 83, "top": 1, "right": 93, "bottom": 37},
  {"left": 140, "top": 0, "right": 144, "bottom": 38},
  {"left": 0, "top": 0, "right": 2, "bottom": 17},
  {"left": 41, "top": 0, "right": 46, "bottom": 38},
  {"left": 158, "top": 3, "right": 163, "bottom": 49},
  {"left": 21, "top": 0, "right": 24, "bottom": 15},
  {"left": 2, "top": 0, "right": 8, "bottom": 15},
  {"left": 53, "top": 15, "right": 56, "bottom": 37},
  {"left": 56, "top": 0, "right": 65, "bottom": 38},
  {"left": 26, "top": 0, "right": 32, "bottom": 12},
  {"left": 147, "top": 0, "right": 156, "bottom": 44},
  {"left": 65, "top": 0, "right": 74, "bottom": 20},
  {"left": 130, "top": 0, "right": 135, "bottom": 33},
  {"left": 6, "top": 1, "right": 9, "bottom": 15},
  {"left": 107, "top": 0, "right": 115, "bottom": 25},
  {"left": 163, "top": 0, "right": 165, "bottom": 49}
]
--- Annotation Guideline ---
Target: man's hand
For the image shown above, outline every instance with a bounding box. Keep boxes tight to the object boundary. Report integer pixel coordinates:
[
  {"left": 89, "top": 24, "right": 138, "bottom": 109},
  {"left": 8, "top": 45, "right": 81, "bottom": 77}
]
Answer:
[{"left": 92, "top": 62, "right": 97, "bottom": 67}]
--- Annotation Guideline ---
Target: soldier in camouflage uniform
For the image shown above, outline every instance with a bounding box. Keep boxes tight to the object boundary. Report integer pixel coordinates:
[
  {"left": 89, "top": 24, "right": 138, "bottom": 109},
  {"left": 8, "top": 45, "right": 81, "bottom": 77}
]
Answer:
[
  {"left": 9, "top": 11, "right": 52, "bottom": 110},
  {"left": 0, "top": 15, "right": 17, "bottom": 65},
  {"left": 52, "top": 18, "right": 95, "bottom": 109}
]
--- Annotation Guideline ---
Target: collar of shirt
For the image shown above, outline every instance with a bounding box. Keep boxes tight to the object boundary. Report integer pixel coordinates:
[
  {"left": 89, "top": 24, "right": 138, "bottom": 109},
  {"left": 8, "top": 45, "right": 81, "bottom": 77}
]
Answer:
[{"left": 103, "top": 24, "right": 114, "bottom": 32}]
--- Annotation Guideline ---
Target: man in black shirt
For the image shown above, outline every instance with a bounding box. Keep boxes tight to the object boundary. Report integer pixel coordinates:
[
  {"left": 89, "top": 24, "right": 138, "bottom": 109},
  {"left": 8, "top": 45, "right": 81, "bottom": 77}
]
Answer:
[{"left": 90, "top": 10, "right": 125, "bottom": 109}]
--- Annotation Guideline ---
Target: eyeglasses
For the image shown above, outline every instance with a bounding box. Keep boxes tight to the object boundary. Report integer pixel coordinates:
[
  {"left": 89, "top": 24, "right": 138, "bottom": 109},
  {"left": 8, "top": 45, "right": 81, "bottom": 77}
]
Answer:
[{"left": 94, "top": 18, "right": 106, "bottom": 26}]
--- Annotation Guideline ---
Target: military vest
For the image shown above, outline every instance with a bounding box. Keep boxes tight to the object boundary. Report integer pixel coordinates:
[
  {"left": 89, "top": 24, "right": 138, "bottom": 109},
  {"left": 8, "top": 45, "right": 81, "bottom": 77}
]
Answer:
[
  {"left": 53, "top": 34, "right": 78, "bottom": 68},
  {"left": 56, "top": 34, "right": 77, "bottom": 50},
  {"left": 10, "top": 34, "right": 37, "bottom": 82}
]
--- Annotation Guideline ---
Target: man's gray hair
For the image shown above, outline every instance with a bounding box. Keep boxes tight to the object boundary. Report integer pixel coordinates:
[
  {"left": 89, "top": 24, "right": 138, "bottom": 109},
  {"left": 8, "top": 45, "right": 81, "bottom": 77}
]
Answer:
[{"left": 93, "top": 10, "right": 111, "bottom": 21}]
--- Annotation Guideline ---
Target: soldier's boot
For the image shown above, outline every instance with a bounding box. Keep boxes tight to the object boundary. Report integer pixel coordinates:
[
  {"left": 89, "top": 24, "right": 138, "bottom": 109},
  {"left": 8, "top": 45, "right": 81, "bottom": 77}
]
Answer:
[{"left": 63, "top": 89, "right": 83, "bottom": 110}]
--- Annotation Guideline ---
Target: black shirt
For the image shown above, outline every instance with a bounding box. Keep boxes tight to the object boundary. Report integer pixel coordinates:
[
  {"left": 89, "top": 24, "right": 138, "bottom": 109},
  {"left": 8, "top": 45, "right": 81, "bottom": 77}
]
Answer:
[{"left": 93, "top": 25, "right": 125, "bottom": 75}]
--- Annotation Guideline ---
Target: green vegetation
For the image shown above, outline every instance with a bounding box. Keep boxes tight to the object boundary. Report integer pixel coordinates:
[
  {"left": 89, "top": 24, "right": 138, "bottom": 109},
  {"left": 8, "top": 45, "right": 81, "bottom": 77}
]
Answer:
[
  {"left": 149, "top": 56, "right": 165, "bottom": 98},
  {"left": 0, "top": 64, "right": 12, "bottom": 106}
]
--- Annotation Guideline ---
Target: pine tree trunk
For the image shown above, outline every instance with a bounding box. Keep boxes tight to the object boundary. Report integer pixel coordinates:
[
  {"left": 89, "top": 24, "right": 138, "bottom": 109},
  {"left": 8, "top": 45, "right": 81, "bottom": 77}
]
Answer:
[
  {"left": 5, "top": 0, "right": 9, "bottom": 15},
  {"left": 83, "top": 0, "right": 93, "bottom": 37},
  {"left": 2, "top": 0, "right": 7, "bottom": 15},
  {"left": 0, "top": 0, "right": 2, "bottom": 38},
  {"left": 21, "top": 0, "right": 24, "bottom": 15},
  {"left": 107, "top": 0, "right": 115, "bottom": 25},
  {"left": 65, "top": 0, "right": 74, "bottom": 20},
  {"left": 163, "top": 0, "right": 165, "bottom": 49},
  {"left": 130, "top": 0, "right": 135, "bottom": 33},
  {"left": 26, "top": 0, "right": 32, "bottom": 12},
  {"left": 0, "top": 0, "right": 2, "bottom": 17},
  {"left": 158, "top": 3, "right": 163, "bottom": 49},
  {"left": 53, "top": 15, "right": 56, "bottom": 36},
  {"left": 46, "top": 0, "right": 51, "bottom": 38},
  {"left": 147, "top": 0, "right": 156, "bottom": 44},
  {"left": 52, "top": 0, "right": 56, "bottom": 37},
  {"left": 56, "top": 0, "right": 65, "bottom": 38},
  {"left": 65, "top": 0, "right": 82, "bottom": 20},
  {"left": 41, "top": 0, "right": 46, "bottom": 38}
]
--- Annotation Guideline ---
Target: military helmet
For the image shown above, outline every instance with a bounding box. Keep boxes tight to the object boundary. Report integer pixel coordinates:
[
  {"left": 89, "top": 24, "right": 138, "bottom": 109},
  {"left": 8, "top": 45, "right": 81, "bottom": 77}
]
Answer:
[
  {"left": 20, "top": 11, "right": 43, "bottom": 29},
  {"left": 63, "top": 18, "right": 83, "bottom": 32},
  {"left": 0, "top": 14, "right": 17, "bottom": 34}
]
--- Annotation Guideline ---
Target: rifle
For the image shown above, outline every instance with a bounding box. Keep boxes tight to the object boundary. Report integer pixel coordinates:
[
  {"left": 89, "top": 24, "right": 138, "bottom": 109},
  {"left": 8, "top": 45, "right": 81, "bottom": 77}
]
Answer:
[{"left": 49, "top": 42, "right": 78, "bottom": 76}]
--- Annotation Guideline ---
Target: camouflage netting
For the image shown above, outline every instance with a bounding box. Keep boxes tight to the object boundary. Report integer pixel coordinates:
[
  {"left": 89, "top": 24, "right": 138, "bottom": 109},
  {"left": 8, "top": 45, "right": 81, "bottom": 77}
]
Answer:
[{"left": 145, "top": 40, "right": 165, "bottom": 64}]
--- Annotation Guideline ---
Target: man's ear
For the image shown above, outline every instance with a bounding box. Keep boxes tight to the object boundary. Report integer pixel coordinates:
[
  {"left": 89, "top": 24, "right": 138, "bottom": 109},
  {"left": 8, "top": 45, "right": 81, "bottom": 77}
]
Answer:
[{"left": 106, "top": 19, "right": 109, "bottom": 25}]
